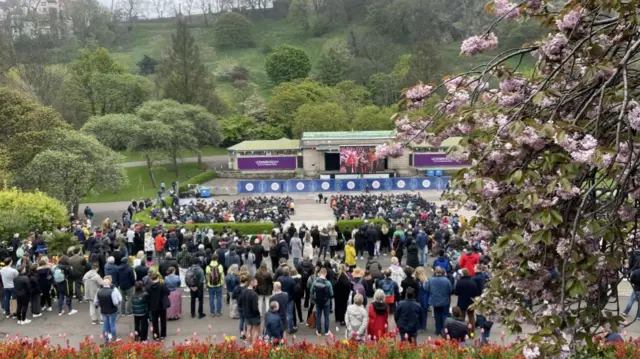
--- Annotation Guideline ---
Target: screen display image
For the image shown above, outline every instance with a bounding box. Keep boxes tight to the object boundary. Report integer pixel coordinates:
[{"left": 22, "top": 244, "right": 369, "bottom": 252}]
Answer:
[{"left": 339, "top": 146, "right": 384, "bottom": 174}]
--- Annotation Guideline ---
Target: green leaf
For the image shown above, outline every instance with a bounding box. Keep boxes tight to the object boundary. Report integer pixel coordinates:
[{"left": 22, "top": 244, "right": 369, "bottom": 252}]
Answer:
[{"left": 512, "top": 169, "right": 523, "bottom": 185}]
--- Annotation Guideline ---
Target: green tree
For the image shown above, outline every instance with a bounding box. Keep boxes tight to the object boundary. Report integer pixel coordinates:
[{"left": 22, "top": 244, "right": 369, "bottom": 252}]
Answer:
[
  {"left": 16, "top": 130, "right": 126, "bottom": 214},
  {"left": 351, "top": 105, "right": 396, "bottom": 130},
  {"left": 182, "top": 104, "right": 222, "bottom": 165},
  {"left": 248, "top": 124, "right": 287, "bottom": 141},
  {"left": 265, "top": 46, "right": 311, "bottom": 84},
  {"left": 67, "top": 0, "right": 115, "bottom": 47},
  {"left": 0, "top": 87, "right": 70, "bottom": 173},
  {"left": 221, "top": 115, "right": 257, "bottom": 146},
  {"left": 213, "top": 13, "right": 254, "bottom": 48},
  {"left": 69, "top": 47, "right": 128, "bottom": 117},
  {"left": 288, "top": 0, "right": 310, "bottom": 33},
  {"left": 332, "top": 80, "right": 371, "bottom": 118},
  {"left": 161, "top": 19, "right": 224, "bottom": 114},
  {"left": 81, "top": 114, "right": 142, "bottom": 151},
  {"left": 90, "top": 73, "right": 153, "bottom": 115},
  {"left": 292, "top": 102, "right": 349, "bottom": 137},
  {"left": 129, "top": 120, "right": 173, "bottom": 188},
  {"left": 317, "top": 38, "right": 354, "bottom": 86},
  {"left": 0, "top": 188, "right": 68, "bottom": 241},
  {"left": 267, "top": 79, "right": 336, "bottom": 137},
  {"left": 366, "top": 72, "right": 401, "bottom": 106},
  {"left": 137, "top": 55, "right": 159, "bottom": 75}
]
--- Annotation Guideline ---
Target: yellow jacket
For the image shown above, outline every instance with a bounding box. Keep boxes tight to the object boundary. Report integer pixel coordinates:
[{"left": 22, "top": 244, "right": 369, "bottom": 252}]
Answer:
[{"left": 345, "top": 244, "right": 356, "bottom": 266}]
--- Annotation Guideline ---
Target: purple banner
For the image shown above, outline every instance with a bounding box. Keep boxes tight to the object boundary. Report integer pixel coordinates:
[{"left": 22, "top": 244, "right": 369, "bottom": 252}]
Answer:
[
  {"left": 413, "top": 153, "right": 465, "bottom": 167},
  {"left": 237, "top": 156, "right": 297, "bottom": 170}
]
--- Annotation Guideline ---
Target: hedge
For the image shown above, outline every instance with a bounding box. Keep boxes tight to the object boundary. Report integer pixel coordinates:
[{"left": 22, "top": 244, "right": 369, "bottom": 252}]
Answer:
[
  {"left": 178, "top": 170, "right": 217, "bottom": 192},
  {"left": 133, "top": 197, "right": 274, "bottom": 234},
  {"left": 335, "top": 218, "right": 388, "bottom": 230}
]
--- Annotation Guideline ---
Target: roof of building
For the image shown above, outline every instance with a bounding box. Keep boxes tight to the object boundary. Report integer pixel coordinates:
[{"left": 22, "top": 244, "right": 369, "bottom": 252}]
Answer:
[
  {"left": 302, "top": 130, "right": 395, "bottom": 140},
  {"left": 227, "top": 138, "right": 301, "bottom": 151},
  {"left": 413, "top": 137, "right": 462, "bottom": 148}
]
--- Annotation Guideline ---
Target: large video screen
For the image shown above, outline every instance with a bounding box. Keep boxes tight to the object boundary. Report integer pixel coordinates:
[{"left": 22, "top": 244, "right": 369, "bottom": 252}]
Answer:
[{"left": 339, "top": 146, "right": 384, "bottom": 174}]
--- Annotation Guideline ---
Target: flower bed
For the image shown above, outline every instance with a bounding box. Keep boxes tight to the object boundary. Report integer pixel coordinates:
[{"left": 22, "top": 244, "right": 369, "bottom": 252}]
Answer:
[{"left": 2, "top": 335, "right": 639, "bottom": 359}]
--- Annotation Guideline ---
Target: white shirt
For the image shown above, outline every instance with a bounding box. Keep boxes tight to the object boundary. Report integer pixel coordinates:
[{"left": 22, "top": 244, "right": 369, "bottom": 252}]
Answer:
[
  {"left": 0, "top": 266, "right": 19, "bottom": 289},
  {"left": 126, "top": 229, "right": 135, "bottom": 243}
]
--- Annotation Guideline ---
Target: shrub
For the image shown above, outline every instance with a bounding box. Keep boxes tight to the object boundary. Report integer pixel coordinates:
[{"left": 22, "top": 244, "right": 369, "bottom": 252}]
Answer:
[
  {"left": 178, "top": 170, "right": 217, "bottom": 192},
  {"left": 0, "top": 188, "right": 68, "bottom": 242},
  {"left": 229, "top": 65, "right": 249, "bottom": 82},
  {"left": 43, "top": 230, "right": 80, "bottom": 256},
  {"left": 213, "top": 12, "right": 254, "bottom": 48},
  {"left": 335, "top": 218, "right": 388, "bottom": 231},
  {"left": 265, "top": 45, "right": 311, "bottom": 84}
]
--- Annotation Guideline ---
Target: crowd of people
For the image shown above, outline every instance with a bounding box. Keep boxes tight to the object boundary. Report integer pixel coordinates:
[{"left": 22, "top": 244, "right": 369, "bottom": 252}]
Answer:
[
  {"left": 145, "top": 197, "right": 295, "bottom": 227},
  {"left": 0, "top": 189, "right": 502, "bottom": 347}
]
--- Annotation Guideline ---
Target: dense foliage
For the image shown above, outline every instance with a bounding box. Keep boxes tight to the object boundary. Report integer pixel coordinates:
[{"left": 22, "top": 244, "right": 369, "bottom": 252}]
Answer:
[
  {"left": 0, "top": 188, "right": 68, "bottom": 242},
  {"left": 213, "top": 13, "right": 255, "bottom": 49},
  {"left": 380, "top": 0, "right": 640, "bottom": 355},
  {"left": 265, "top": 45, "right": 312, "bottom": 84}
]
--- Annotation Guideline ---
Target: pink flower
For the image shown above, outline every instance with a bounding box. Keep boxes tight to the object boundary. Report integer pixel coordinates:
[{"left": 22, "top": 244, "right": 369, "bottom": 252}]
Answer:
[
  {"left": 493, "top": 0, "right": 520, "bottom": 19},
  {"left": 89, "top": 335, "right": 94, "bottom": 341},
  {"left": 542, "top": 33, "right": 569, "bottom": 61},
  {"left": 461, "top": 33, "right": 498, "bottom": 56},
  {"left": 556, "top": 10, "right": 581, "bottom": 31},
  {"left": 176, "top": 328, "right": 181, "bottom": 334},
  {"left": 208, "top": 325, "right": 212, "bottom": 331},
  {"left": 629, "top": 106, "right": 640, "bottom": 131}
]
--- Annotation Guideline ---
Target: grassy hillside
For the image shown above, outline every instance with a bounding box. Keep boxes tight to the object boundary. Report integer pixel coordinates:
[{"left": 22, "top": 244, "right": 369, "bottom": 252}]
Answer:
[{"left": 109, "top": 16, "right": 534, "bottom": 101}]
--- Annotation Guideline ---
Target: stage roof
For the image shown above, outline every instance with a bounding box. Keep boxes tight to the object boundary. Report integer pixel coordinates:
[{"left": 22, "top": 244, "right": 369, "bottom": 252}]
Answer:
[
  {"left": 227, "top": 138, "right": 301, "bottom": 151},
  {"left": 302, "top": 131, "right": 395, "bottom": 141}
]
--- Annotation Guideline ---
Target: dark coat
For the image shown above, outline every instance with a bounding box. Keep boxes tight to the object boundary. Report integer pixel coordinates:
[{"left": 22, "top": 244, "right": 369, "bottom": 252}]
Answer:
[
  {"left": 394, "top": 299, "right": 424, "bottom": 333},
  {"left": 400, "top": 276, "right": 419, "bottom": 301},
  {"left": 159, "top": 258, "right": 180, "bottom": 278},
  {"left": 454, "top": 276, "right": 479, "bottom": 311},
  {"left": 276, "top": 275, "right": 295, "bottom": 301},
  {"left": 406, "top": 244, "right": 420, "bottom": 268},
  {"left": 264, "top": 311, "right": 284, "bottom": 340},
  {"left": 135, "top": 264, "right": 149, "bottom": 281},
  {"left": 117, "top": 263, "right": 136, "bottom": 290},
  {"left": 147, "top": 281, "right": 170, "bottom": 311},
  {"left": 471, "top": 272, "right": 488, "bottom": 295},
  {"left": 14, "top": 274, "right": 31, "bottom": 297}
]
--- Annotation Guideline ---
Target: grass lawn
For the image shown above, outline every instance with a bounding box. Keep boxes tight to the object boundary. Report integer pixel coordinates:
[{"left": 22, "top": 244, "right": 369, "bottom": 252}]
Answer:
[
  {"left": 83, "top": 162, "right": 208, "bottom": 203},
  {"left": 118, "top": 146, "right": 227, "bottom": 163}
]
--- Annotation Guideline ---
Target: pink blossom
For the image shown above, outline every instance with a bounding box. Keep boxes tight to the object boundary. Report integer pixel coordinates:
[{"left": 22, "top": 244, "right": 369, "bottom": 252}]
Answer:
[
  {"left": 438, "top": 91, "right": 470, "bottom": 114},
  {"left": 556, "top": 10, "right": 581, "bottom": 31},
  {"left": 525, "top": 0, "right": 541, "bottom": 11},
  {"left": 628, "top": 106, "right": 640, "bottom": 131},
  {"left": 516, "top": 126, "right": 546, "bottom": 150},
  {"left": 461, "top": 33, "right": 498, "bottom": 56},
  {"left": 618, "top": 205, "right": 636, "bottom": 221},
  {"left": 540, "top": 96, "right": 557, "bottom": 108},
  {"left": 405, "top": 83, "right": 433, "bottom": 100},
  {"left": 555, "top": 185, "right": 580, "bottom": 200},
  {"left": 542, "top": 33, "right": 569, "bottom": 61},
  {"left": 494, "top": 0, "right": 521, "bottom": 19}
]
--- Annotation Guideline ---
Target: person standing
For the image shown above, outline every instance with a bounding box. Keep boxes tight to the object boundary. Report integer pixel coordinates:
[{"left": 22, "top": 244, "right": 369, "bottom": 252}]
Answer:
[
  {"left": 186, "top": 258, "right": 205, "bottom": 319},
  {"left": 416, "top": 228, "right": 428, "bottom": 266},
  {"left": 1, "top": 257, "right": 18, "bottom": 318},
  {"left": 83, "top": 262, "right": 104, "bottom": 325},
  {"left": 164, "top": 267, "right": 182, "bottom": 320},
  {"left": 264, "top": 301, "right": 284, "bottom": 343},
  {"left": 14, "top": 266, "right": 31, "bottom": 325},
  {"left": 28, "top": 264, "right": 42, "bottom": 318},
  {"left": 205, "top": 253, "right": 225, "bottom": 317},
  {"left": 444, "top": 306, "right": 470, "bottom": 342},
  {"left": 117, "top": 258, "right": 135, "bottom": 316},
  {"left": 459, "top": 246, "right": 480, "bottom": 276},
  {"left": 255, "top": 262, "right": 273, "bottom": 316},
  {"left": 154, "top": 232, "right": 166, "bottom": 261},
  {"left": 319, "top": 228, "right": 330, "bottom": 261},
  {"left": 345, "top": 240, "right": 356, "bottom": 270},
  {"left": 147, "top": 272, "right": 170, "bottom": 341},
  {"left": 334, "top": 264, "right": 352, "bottom": 326},
  {"left": 455, "top": 268, "right": 479, "bottom": 329},
  {"left": 303, "top": 233, "right": 313, "bottom": 261},
  {"left": 240, "top": 278, "right": 261, "bottom": 345},
  {"left": 377, "top": 269, "right": 400, "bottom": 314},
  {"left": 311, "top": 268, "right": 334, "bottom": 336},
  {"left": 367, "top": 289, "right": 389, "bottom": 339},
  {"left": 37, "top": 259, "right": 53, "bottom": 312},
  {"left": 94, "top": 276, "right": 122, "bottom": 342},
  {"left": 276, "top": 266, "right": 296, "bottom": 334},
  {"left": 394, "top": 287, "right": 424, "bottom": 343},
  {"left": 290, "top": 233, "right": 303, "bottom": 267},
  {"left": 345, "top": 293, "right": 368, "bottom": 340},
  {"left": 131, "top": 281, "right": 149, "bottom": 342},
  {"left": 54, "top": 256, "right": 77, "bottom": 316},
  {"left": 426, "top": 266, "right": 453, "bottom": 336},
  {"left": 624, "top": 262, "right": 640, "bottom": 318},
  {"left": 270, "top": 281, "right": 289, "bottom": 335},
  {"left": 69, "top": 247, "right": 88, "bottom": 302}
]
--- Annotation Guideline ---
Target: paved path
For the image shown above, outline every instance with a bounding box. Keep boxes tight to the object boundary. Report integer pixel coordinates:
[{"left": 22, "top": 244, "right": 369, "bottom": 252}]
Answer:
[{"left": 122, "top": 156, "right": 228, "bottom": 169}]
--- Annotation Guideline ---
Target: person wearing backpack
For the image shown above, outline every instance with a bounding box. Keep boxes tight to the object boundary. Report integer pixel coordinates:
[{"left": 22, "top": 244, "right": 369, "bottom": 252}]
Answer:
[
  {"left": 186, "top": 258, "right": 205, "bottom": 319},
  {"left": 426, "top": 266, "right": 453, "bottom": 336},
  {"left": 310, "top": 268, "right": 334, "bottom": 336},
  {"left": 131, "top": 281, "right": 149, "bottom": 342},
  {"left": 205, "top": 253, "right": 225, "bottom": 317},
  {"left": 54, "top": 256, "right": 77, "bottom": 316},
  {"left": 350, "top": 268, "right": 367, "bottom": 306},
  {"left": 376, "top": 269, "right": 400, "bottom": 313}
]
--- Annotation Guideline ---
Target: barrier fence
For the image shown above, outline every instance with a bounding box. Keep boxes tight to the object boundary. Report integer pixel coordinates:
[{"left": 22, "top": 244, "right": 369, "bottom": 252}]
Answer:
[{"left": 237, "top": 177, "right": 450, "bottom": 194}]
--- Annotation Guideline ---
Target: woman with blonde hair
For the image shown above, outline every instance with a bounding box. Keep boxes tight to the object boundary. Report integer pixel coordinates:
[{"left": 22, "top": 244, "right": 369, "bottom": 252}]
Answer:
[
  {"left": 414, "top": 266, "right": 429, "bottom": 330},
  {"left": 303, "top": 232, "right": 314, "bottom": 260},
  {"left": 334, "top": 263, "right": 352, "bottom": 326},
  {"left": 226, "top": 264, "right": 240, "bottom": 314}
]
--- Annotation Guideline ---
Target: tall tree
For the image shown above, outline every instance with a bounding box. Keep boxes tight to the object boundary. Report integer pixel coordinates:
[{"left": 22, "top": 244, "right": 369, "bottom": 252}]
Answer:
[
  {"left": 287, "top": 0, "right": 310, "bottom": 33},
  {"left": 292, "top": 102, "right": 349, "bottom": 137},
  {"left": 129, "top": 120, "right": 173, "bottom": 188},
  {"left": 161, "top": 19, "right": 224, "bottom": 114},
  {"left": 81, "top": 114, "right": 142, "bottom": 151},
  {"left": 316, "top": 38, "right": 354, "bottom": 86}
]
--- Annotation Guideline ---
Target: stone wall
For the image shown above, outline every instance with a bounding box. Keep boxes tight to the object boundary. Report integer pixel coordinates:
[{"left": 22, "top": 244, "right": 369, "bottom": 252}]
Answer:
[{"left": 303, "top": 149, "right": 325, "bottom": 176}]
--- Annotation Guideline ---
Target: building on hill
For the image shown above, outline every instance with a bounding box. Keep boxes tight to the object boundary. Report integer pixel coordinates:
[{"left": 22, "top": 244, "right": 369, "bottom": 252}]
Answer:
[
  {"left": 228, "top": 131, "right": 464, "bottom": 178},
  {"left": 2, "top": 0, "right": 63, "bottom": 38}
]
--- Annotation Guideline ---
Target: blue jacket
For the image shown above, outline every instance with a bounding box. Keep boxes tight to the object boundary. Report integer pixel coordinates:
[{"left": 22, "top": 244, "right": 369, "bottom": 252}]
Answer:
[
  {"left": 105, "top": 263, "right": 118, "bottom": 283},
  {"left": 166, "top": 237, "right": 179, "bottom": 252},
  {"left": 416, "top": 231, "right": 428, "bottom": 249},
  {"left": 277, "top": 275, "right": 296, "bottom": 301},
  {"left": 426, "top": 276, "right": 453, "bottom": 307},
  {"left": 226, "top": 274, "right": 239, "bottom": 293},
  {"left": 394, "top": 299, "right": 424, "bottom": 333},
  {"left": 264, "top": 311, "right": 284, "bottom": 340},
  {"left": 418, "top": 280, "right": 429, "bottom": 308},
  {"left": 117, "top": 264, "right": 135, "bottom": 291}
]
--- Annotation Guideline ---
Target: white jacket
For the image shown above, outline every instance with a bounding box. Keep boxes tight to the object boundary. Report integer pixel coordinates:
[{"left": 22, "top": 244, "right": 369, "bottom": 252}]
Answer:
[
  {"left": 345, "top": 304, "right": 368, "bottom": 339},
  {"left": 390, "top": 264, "right": 406, "bottom": 293},
  {"left": 144, "top": 233, "right": 154, "bottom": 252},
  {"left": 303, "top": 242, "right": 313, "bottom": 260}
]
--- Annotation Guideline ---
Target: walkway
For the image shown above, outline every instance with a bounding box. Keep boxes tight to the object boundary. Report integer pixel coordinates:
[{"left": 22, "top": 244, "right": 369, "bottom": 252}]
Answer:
[
  {"left": 285, "top": 199, "right": 336, "bottom": 229},
  {"left": 121, "top": 155, "right": 228, "bottom": 168}
]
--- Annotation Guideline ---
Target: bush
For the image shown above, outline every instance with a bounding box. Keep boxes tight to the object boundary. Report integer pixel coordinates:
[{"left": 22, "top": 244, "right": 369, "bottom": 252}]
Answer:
[
  {"left": 229, "top": 65, "right": 249, "bottom": 82},
  {"left": 311, "top": 17, "right": 332, "bottom": 37},
  {"left": 265, "top": 45, "right": 311, "bottom": 84},
  {"left": 178, "top": 170, "right": 217, "bottom": 192},
  {"left": 335, "top": 218, "right": 388, "bottom": 231},
  {"left": 0, "top": 188, "right": 68, "bottom": 242},
  {"left": 213, "top": 12, "right": 254, "bottom": 48},
  {"left": 42, "top": 230, "right": 80, "bottom": 256}
]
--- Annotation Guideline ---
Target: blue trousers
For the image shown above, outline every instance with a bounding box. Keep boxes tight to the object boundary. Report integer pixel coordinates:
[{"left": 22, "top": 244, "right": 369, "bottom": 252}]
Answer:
[
  {"left": 208, "top": 286, "right": 223, "bottom": 314},
  {"left": 3, "top": 288, "right": 14, "bottom": 315},
  {"left": 102, "top": 313, "right": 117, "bottom": 342},
  {"left": 433, "top": 306, "right": 448, "bottom": 335},
  {"left": 316, "top": 304, "right": 330, "bottom": 334}
]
